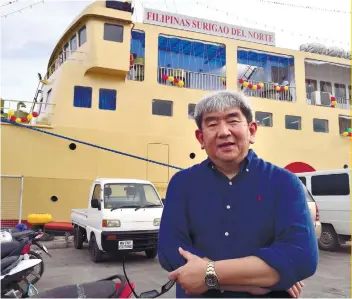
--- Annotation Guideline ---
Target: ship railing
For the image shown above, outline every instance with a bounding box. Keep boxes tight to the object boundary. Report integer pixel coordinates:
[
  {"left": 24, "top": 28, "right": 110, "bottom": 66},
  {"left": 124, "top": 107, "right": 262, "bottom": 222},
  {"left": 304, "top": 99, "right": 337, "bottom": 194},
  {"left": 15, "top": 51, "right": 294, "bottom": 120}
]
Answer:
[
  {"left": 126, "top": 63, "right": 144, "bottom": 81},
  {"left": 1, "top": 98, "right": 55, "bottom": 126},
  {"left": 45, "top": 50, "right": 88, "bottom": 80},
  {"left": 306, "top": 93, "right": 351, "bottom": 110},
  {"left": 239, "top": 80, "right": 296, "bottom": 102},
  {"left": 157, "top": 67, "right": 226, "bottom": 91}
]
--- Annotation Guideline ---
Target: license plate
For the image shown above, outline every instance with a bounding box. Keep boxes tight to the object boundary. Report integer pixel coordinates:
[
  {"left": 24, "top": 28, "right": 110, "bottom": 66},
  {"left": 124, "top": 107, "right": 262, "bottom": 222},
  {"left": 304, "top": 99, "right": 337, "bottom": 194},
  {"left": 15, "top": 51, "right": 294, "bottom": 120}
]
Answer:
[
  {"left": 27, "top": 284, "right": 39, "bottom": 296},
  {"left": 118, "top": 240, "right": 133, "bottom": 250}
]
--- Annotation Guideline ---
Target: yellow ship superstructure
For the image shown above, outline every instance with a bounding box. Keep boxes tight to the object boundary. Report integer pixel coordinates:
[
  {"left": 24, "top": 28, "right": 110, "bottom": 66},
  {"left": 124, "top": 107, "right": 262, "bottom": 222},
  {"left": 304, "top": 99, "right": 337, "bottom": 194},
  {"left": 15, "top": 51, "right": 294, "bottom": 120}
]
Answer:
[{"left": 1, "top": 0, "right": 351, "bottom": 224}]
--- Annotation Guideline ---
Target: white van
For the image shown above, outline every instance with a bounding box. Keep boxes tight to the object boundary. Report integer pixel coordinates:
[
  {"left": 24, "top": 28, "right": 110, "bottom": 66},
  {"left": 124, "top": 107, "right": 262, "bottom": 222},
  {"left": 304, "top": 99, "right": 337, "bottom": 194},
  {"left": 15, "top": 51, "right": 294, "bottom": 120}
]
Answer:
[{"left": 296, "top": 168, "right": 351, "bottom": 251}]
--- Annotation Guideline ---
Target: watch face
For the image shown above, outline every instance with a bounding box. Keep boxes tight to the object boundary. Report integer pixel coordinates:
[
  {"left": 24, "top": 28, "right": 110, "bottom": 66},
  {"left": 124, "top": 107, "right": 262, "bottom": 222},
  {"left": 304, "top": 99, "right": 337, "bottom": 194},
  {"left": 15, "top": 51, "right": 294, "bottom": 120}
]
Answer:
[{"left": 205, "top": 275, "right": 218, "bottom": 287}]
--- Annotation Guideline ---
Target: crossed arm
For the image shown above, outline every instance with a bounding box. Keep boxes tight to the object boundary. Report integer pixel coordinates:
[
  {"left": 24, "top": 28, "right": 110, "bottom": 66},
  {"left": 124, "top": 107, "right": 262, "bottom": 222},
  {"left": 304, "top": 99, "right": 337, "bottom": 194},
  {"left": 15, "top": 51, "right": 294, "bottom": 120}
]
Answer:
[{"left": 158, "top": 170, "right": 319, "bottom": 292}]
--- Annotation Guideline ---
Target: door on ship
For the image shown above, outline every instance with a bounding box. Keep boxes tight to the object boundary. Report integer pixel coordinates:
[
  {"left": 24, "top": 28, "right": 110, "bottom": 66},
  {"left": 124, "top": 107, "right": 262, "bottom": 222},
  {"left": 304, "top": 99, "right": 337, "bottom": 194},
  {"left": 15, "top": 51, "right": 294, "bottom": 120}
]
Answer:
[{"left": 146, "top": 143, "right": 169, "bottom": 184}]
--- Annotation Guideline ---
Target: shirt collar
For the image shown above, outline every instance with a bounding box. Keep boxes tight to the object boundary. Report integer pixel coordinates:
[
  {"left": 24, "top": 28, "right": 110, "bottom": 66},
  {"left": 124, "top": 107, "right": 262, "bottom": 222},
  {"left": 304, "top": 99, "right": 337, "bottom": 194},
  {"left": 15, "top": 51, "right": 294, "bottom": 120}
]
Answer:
[{"left": 206, "top": 149, "right": 256, "bottom": 173}]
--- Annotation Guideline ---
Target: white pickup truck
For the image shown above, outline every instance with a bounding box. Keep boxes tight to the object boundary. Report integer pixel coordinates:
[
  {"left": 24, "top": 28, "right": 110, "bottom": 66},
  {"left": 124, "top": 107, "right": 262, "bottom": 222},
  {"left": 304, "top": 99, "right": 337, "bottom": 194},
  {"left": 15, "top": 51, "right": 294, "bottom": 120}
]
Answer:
[{"left": 71, "top": 178, "right": 164, "bottom": 262}]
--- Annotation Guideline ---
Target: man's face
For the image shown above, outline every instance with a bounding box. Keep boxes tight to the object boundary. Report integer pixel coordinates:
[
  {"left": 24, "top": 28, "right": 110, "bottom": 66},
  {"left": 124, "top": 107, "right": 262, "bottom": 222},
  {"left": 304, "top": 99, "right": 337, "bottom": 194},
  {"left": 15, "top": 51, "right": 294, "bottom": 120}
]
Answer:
[{"left": 195, "top": 108, "right": 257, "bottom": 163}]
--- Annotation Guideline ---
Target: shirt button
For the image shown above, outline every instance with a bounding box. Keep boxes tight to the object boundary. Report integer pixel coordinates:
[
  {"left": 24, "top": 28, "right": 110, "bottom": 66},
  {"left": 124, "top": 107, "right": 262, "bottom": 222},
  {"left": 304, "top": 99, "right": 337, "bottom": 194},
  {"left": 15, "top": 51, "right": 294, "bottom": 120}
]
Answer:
[
  {"left": 229, "top": 182, "right": 232, "bottom": 185},
  {"left": 227, "top": 205, "right": 230, "bottom": 209},
  {"left": 225, "top": 232, "right": 229, "bottom": 236}
]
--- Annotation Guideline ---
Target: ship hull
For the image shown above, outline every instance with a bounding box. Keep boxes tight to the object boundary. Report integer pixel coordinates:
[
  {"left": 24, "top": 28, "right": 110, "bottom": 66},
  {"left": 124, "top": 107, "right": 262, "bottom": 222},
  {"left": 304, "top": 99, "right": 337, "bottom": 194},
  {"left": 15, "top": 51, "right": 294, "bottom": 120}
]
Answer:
[{"left": 1, "top": 121, "right": 350, "bottom": 223}]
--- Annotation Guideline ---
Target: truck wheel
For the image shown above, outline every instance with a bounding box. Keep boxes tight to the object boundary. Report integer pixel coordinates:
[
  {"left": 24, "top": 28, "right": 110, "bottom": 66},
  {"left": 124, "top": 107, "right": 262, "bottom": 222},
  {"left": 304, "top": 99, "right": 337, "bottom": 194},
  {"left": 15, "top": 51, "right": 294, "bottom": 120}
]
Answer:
[
  {"left": 318, "top": 224, "right": 340, "bottom": 252},
  {"left": 88, "top": 234, "right": 103, "bottom": 262},
  {"left": 74, "top": 226, "right": 84, "bottom": 249},
  {"left": 145, "top": 248, "right": 157, "bottom": 259}
]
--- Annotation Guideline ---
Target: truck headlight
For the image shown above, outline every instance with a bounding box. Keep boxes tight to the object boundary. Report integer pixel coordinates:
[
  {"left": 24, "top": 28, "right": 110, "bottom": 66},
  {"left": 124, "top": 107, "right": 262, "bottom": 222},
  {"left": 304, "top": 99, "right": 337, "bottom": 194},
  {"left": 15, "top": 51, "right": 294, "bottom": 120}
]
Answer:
[
  {"left": 153, "top": 218, "right": 161, "bottom": 226},
  {"left": 106, "top": 220, "right": 121, "bottom": 227}
]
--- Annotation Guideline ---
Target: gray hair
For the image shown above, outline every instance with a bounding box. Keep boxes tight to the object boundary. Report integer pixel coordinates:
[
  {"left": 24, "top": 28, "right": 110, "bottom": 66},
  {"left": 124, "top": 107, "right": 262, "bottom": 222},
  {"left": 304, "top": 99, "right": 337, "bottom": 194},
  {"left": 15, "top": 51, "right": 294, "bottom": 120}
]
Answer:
[{"left": 194, "top": 90, "right": 254, "bottom": 129}]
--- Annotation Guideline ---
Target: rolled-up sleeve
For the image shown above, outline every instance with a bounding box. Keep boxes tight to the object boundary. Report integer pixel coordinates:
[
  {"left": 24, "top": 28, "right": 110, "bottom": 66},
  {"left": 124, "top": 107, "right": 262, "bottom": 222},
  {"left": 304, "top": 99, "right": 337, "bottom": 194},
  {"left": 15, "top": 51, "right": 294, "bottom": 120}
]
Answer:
[
  {"left": 252, "top": 169, "right": 319, "bottom": 290},
  {"left": 158, "top": 170, "right": 205, "bottom": 272}
]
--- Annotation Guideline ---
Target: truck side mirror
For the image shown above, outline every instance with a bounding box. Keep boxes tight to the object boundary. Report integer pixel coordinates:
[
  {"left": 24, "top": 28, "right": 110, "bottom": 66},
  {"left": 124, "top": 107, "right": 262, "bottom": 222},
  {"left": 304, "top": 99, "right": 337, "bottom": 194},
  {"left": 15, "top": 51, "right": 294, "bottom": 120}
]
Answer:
[{"left": 91, "top": 199, "right": 100, "bottom": 210}]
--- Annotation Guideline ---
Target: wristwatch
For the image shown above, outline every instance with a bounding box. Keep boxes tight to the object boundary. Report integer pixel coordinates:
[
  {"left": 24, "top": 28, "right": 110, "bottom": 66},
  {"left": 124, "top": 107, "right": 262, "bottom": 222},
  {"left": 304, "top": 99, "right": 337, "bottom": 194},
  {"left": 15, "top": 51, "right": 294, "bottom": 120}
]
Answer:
[{"left": 204, "top": 261, "right": 219, "bottom": 290}]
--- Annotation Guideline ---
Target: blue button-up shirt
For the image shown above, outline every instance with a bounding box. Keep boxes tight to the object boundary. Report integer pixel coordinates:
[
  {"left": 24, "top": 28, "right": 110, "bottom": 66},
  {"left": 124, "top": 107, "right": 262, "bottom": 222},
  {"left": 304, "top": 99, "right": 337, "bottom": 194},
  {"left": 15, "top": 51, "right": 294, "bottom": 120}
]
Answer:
[{"left": 158, "top": 149, "right": 318, "bottom": 298}]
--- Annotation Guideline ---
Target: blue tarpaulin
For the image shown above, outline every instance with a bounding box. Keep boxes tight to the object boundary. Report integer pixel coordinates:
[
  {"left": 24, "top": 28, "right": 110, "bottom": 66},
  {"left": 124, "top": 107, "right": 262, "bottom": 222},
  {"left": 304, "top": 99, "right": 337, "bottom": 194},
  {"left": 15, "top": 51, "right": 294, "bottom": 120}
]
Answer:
[
  {"left": 237, "top": 48, "right": 295, "bottom": 67},
  {"left": 131, "top": 30, "right": 145, "bottom": 58}
]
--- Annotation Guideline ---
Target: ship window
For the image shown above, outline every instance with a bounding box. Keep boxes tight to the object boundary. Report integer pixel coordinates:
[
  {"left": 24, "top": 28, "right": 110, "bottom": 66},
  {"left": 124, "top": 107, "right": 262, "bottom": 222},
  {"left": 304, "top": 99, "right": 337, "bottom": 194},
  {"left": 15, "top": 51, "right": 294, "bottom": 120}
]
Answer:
[
  {"left": 64, "top": 43, "right": 69, "bottom": 60},
  {"left": 320, "top": 81, "right": 332, "bottom": 93},
  {"left": 255, "top": 111, "right": 273, "bottom": 127},
  {"left": 99, "top": 89, "right": 116, "bottom": 111},
  {"left": 285, "top": 115, "right": 301, "bottom": 130},
  {"left": 338, "top": 114, "right": 351, "bottom": 135},
  {"left": 188, "top": 104, "right": 195, "bottom": 119},
  {"left": 305, "top": 79, "right": 317, "bottom": 100},
  {"left": 70, "top": 34, "right": 77, "bottom": 51},
  {"left": 104, "top": 23, "right": 123, "bottom": 43},
  {"left": 334, "top": 83, "right": 346, "bottom": 99},
  {"left": 127, "top": 30, "right": 145, "bottom": 82},
  {"left": 73, "top": 86, "right": 92, "bottom": 108},
  {"left": 78, "top": 26, "right": 87, "bottom": 46},
  {"left": 237, "top": 48, "right": 295, "bottom": 102},
  {"left": 157, "top": 34, "right": 226, "bottom": 91},
  {"left": 313, "top": 118, "right": 328, "bottom": 133},
  {"left": 152, "top": 99, "right": 173, "bottom": 117}
]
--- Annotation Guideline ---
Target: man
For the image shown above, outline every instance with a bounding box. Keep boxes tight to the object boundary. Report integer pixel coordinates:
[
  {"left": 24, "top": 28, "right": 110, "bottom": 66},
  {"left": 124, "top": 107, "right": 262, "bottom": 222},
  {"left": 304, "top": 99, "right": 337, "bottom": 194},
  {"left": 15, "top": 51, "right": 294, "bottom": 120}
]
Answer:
[{"left": 157, "top": 90, "right": 318, "bottom": 298}]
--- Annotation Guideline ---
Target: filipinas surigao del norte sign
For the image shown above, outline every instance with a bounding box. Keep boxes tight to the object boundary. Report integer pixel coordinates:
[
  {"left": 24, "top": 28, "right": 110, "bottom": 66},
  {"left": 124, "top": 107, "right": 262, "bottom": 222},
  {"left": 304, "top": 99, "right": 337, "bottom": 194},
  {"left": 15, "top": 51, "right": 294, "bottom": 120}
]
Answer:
[{"left": 143, "top": 9, "right": 276, "bottom": 46}]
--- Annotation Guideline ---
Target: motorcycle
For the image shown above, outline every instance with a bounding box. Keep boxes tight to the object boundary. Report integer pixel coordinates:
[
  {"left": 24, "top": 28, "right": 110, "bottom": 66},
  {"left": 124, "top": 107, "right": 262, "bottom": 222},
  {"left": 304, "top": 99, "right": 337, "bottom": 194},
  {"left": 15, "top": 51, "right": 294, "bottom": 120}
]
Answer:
[
  {"left": 1, "top": 249, "right": 43, "bottom": 298},
  {"left": 11, "top": 230, "right": 51, "bottom": 284},
  {"left": 25, "top": 254, "right": 174, "bottom": 298},
  {"left": 1, "top": 231, "right": 51, "bottom": 286},
  {"left": 30, "top": 274, "right": 135, "bottom": 298}
]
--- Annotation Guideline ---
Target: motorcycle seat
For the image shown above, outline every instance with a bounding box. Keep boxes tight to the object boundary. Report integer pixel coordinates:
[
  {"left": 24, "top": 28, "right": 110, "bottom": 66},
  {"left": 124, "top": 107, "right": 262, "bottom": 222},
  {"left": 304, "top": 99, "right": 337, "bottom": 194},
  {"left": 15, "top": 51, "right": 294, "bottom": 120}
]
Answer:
[
  {"left": 12, "top": 230, "right": 35, "bottom": 241},
  {"left": 1, "top": 256, "right": 20, "bottom": 274},
  {"left": 32, "top": 280, "right": 119, "bottom": 298},
  {"left": 1, "top": 241, "right": 21, "bottom": 259}
]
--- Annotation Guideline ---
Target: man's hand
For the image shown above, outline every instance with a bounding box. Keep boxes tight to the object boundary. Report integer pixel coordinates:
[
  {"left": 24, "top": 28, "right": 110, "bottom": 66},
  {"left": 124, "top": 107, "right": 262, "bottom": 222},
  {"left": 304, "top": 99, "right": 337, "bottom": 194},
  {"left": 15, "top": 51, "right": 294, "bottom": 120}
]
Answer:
[
  {"left": 287, "top": 281, "right": 304, "bottom": 298},
  {"left": 247, "top": 281, "right": 304, "bottom": 297},
  {"left": 169, "top": 248, "right": 304, "bottom": 297},
  {"left": 168, "top": 247, "right": 208, "bottom": 295},
  {"left": 223, "top": 281, "right": 304, "bottom": 297}
]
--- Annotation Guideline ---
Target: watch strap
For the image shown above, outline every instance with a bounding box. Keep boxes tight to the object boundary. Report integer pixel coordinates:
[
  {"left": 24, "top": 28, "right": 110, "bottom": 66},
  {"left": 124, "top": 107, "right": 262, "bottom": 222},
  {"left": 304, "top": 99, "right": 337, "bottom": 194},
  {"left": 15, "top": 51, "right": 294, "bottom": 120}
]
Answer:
[{"left": 205, "top": 261, "right": 219, "bottom": 289}]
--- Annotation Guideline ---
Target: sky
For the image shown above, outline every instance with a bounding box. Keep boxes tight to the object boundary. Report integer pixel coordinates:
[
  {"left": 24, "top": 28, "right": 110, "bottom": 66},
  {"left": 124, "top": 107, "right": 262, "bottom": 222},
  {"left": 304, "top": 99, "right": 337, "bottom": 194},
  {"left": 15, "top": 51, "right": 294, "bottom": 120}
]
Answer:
[{"left": 0, "top": 0, "right": 350, "bottom": 103}]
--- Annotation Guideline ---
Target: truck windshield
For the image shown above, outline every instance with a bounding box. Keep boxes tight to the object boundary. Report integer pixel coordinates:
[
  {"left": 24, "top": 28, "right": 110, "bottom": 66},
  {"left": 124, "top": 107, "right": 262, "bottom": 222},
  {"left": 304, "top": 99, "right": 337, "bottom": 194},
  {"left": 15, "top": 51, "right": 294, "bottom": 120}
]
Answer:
[{"left": 103, "top": 183, "right": 162, "bottom": 210}]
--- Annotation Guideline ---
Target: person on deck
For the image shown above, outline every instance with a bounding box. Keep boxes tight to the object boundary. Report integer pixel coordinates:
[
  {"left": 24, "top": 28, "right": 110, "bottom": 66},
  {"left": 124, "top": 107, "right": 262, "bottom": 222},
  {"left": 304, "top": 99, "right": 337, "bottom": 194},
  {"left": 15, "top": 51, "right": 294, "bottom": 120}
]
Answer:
[{"left": 157, "top": 90, "right": 318, "bottom": 298}]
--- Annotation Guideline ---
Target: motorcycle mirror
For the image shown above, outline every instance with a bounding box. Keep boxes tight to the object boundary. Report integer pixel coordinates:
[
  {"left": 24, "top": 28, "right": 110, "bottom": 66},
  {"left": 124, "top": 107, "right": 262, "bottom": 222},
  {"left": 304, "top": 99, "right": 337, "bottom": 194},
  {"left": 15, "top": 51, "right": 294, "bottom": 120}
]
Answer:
[{"left": 140, "top": 290, "right": 159, "bottom": 298}]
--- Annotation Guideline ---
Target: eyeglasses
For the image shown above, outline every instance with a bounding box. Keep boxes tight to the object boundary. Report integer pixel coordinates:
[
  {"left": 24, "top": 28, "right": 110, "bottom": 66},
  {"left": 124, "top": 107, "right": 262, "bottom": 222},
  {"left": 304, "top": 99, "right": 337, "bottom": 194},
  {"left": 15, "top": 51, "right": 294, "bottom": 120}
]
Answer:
[{"left": 122, "top": 250, "right": 176, "bottom": 298}]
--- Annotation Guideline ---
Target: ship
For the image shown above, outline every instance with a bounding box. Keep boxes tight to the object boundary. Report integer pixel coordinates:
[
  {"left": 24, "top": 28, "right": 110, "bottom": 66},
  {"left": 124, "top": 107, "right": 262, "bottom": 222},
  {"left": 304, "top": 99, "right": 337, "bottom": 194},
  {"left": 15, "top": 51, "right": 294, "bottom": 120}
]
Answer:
[{"left": 1, "top": 0, "right": 351, "bottom": 225}]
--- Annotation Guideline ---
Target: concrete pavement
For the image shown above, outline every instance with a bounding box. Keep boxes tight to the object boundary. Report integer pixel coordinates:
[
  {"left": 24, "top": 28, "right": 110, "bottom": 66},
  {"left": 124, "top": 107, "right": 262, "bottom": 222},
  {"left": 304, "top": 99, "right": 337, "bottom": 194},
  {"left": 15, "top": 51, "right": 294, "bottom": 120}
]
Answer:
[{"left": 35, "top": 245, "right": 350, "bottom": 298}]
